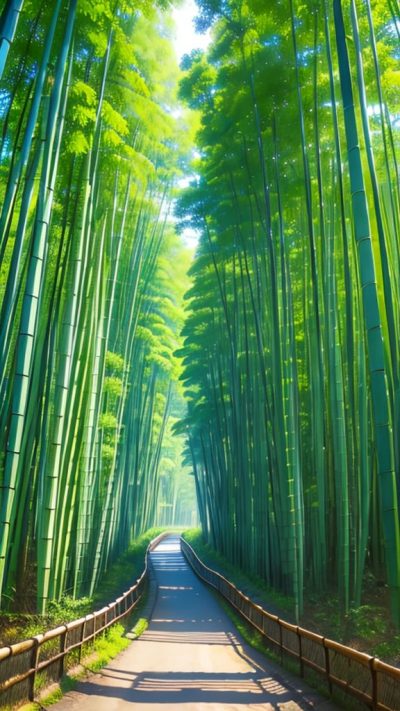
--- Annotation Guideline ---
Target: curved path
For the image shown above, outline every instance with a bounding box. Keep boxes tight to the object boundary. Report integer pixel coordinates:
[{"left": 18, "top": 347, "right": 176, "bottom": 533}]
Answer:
[{"left": 50, "top": 536, "right": 338, "bottom": 710}]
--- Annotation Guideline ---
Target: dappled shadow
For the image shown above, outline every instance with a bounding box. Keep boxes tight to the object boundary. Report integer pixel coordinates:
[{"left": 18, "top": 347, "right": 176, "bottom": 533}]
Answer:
[
  {"left": 74, "top": 669, "right": 311, "bottom": 707},
  {"left": 139, "top": 630, "right": 234, "bottom": 644}
]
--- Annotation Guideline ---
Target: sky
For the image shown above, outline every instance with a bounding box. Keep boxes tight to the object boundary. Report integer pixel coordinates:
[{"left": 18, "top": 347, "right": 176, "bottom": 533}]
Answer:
[
  {"left": 172, "top": 0, "right": 211, "bottom": 61},
  {"left": 171, "top": 1, "right": 210, "bottom": 249}
]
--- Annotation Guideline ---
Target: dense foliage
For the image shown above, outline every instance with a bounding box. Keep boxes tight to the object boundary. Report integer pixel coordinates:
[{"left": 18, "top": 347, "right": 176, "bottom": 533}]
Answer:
[
  {"left": 0, "top": 0, "right": 194, "bottom": 613},
  {"left": 177, "top": 0, "right": 400, "bottom": 624},
  {"left": 1, "top": 0, "right": 399, "bottom": 633}
]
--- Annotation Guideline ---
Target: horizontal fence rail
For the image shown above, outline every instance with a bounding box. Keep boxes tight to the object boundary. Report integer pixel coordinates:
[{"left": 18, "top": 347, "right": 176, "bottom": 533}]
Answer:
[
  {"left": 0, "top": 531, "right": 167, "bottom": 709},
  {"left": 180, "top": 537, "right": 400, "bottom": 711}
]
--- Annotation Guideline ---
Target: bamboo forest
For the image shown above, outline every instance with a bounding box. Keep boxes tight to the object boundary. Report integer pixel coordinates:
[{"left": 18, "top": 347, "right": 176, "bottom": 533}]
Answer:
[{"left": 0, "top": 0, "right": 400, "bottom": 664}]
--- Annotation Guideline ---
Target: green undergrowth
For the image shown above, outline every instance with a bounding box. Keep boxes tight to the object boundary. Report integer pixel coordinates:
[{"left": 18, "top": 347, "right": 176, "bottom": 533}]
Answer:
[
  {"left": 92, "top": 526, "right": 166, "bottom": 607},
  {"left": 83, "top": 622, "right": 131, "bottom": 673},
  {"left": 129, "top": 616, "right": 149, "bottom": 638},
  {"left": 0, "top": 527, "right": 165, "bottom": 648},
  {"left": 182, "top": 529, "right": 294, "bottom": 617},
  {"left": 182, "top": 529, "right": 400, "bottom": 667}
]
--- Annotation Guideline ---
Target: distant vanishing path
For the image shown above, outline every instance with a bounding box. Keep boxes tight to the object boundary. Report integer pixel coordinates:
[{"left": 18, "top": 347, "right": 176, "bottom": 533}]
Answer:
[{"left": 50, "top": 536, "right": 338, "bottom": 710}]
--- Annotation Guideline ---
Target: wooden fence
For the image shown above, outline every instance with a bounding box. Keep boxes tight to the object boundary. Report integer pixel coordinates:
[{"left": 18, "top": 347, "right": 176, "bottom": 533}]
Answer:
[
  {"left": 180, "top": 537, "right": 400, "bottom": 711},
  {"left": 0, "top": 531, "right": 167, "bottom": 709}
]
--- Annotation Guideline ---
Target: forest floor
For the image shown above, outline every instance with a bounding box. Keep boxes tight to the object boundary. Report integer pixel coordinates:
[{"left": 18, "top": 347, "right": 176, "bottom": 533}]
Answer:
[
  {"left": 182, "top": 530, "right": 400, "bottom": 668},
  {"left": 0, "top": 527, "right": 166, "bottom": 648}
]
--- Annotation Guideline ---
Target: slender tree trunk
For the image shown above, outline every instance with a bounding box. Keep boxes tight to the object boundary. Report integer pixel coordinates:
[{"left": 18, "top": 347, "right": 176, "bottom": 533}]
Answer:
[
  {"left": 0, "top": 0, "right": 25, "bottom": 80},
  {"left": 334, "top": 0, "right": 400, "bottom": 625}
]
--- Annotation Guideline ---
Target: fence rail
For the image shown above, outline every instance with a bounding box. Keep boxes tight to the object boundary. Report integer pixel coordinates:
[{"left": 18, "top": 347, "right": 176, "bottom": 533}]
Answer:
[
  {"left": 0, "top": 531, "right": 167, "bottom": 709},
  {"left": 180, "top": 537, "right": 400, "bottom": 711}
]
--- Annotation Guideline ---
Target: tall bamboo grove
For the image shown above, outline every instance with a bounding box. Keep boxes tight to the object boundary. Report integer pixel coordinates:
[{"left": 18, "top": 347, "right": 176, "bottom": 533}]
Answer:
[
  {"left": 0, "top": 0, "right": 189, "bottom": 613},
  {"left": 177, "top": 0, "right": 400, "bottom": 624}
]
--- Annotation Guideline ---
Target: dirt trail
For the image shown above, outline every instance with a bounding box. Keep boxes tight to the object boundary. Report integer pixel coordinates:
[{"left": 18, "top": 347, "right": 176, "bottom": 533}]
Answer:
[{"left": 50, "top": 536, "right": 338, "bottom": 710}]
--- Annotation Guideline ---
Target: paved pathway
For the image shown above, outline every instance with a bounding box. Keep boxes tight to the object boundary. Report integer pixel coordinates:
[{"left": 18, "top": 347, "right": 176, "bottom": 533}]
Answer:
[{"left": 50, "top": 536, "right": 338, "bottom": 710}]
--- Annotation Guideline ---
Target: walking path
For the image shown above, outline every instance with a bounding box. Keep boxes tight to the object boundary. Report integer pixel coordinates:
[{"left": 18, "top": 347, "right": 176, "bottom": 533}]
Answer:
[{"left": 50, "top": 536, "right": 338, "bottom": 710}]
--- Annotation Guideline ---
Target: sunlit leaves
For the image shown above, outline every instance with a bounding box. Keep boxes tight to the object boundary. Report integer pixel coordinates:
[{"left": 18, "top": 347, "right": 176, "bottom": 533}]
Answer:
[
  {"left": 66, "top": 130, "right": 90, "bottom": 154},
  {"left": 87, "top": 29, "right": 109, "bottom": 56},
  {"left": 71, "top": 80, "right": 97, "bottom": 105},
  {"left": 120, "top": 68, "right": 150, "bottom": 97},
  {"left": 99, "top": 412, "right": 118, "bottom": 429},
  {"left": 77, "top": 0, "right": 113, "bottom": 22},
  {"left": 103, "top": 376, "right": 123, "bottom": 398},
  {"left": 179, "top": 50, "right": 217, "bottom": 110},
  {"left": 105, "top": 351, "right": 125, "bottom": 373}
]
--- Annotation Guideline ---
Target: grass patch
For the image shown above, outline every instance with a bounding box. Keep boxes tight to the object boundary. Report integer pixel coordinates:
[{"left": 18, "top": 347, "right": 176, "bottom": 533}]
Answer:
[
  {"left": 129, "top": 617, "right": 148, "bottom": 638},
  {"left": 84, "top": 623, "right": 131, "bottom": 673},
  {"left": 17, "top": 677, "right": 78, "bottom": 710},
  {"left": 16, "top": 624, "right": 134, "bottom": 710},
  {"left": 37, "top": 675, "right": 76, "bottom": 706}
]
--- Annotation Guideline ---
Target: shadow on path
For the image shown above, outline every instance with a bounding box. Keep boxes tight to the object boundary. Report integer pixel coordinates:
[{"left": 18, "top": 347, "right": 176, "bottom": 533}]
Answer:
[{"left": 71, "top": 669, "right": 310, "bottom": 707}]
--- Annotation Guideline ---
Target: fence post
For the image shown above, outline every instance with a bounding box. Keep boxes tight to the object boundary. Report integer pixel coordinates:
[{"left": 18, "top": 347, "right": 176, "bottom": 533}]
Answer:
[
  {"left": 28, "top": 638, "right": 40, "bottom": 702},
  {"left": 323, "top": 639, "right": 332, "bottom": 695},
  {"left": 297, "top": 628, "right": 304, "bottom": 678},
  {"left": 59, "top": 627, "right": 67, "bottom": 679},
  {"left": 370, "top": 657, "right": 378, "bottom": 711},
  {"left": 78, "top": 619, "right": 86, "bottom": 663},
  {"left": 93, "top": 614, "right": 98, "bottom": 644}
]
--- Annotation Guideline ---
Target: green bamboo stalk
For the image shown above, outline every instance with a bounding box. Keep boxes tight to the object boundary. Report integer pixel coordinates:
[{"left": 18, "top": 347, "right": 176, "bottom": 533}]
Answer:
[
  {"left": 0, "top": 0, "right": 25, "bottom": 80},
  {"left": 350, "top": 0, "right": 399, "bottom": 384},
  {"left": 334, "top": 0, "right": 400, "bottom": 625},
  {"left": 0, "top": 0, "right": 63, "bottom": 258},
  {"left": 0, "top": 0, "right": 76, "bottom": 602}
]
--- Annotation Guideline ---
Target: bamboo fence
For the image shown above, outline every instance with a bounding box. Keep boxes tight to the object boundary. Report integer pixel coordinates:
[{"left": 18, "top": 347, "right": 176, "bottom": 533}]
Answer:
[{"left": 180, "top": 537, "right": 400, "bottom": 711}]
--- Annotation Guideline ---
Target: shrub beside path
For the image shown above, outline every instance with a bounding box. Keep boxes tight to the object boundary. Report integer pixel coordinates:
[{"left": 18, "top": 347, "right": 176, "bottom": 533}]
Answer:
[{"left": 50, "top": 536, "right": 338, "bottom": 710}]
